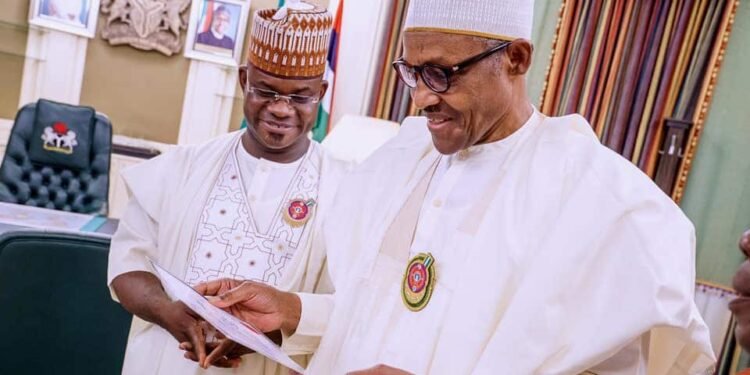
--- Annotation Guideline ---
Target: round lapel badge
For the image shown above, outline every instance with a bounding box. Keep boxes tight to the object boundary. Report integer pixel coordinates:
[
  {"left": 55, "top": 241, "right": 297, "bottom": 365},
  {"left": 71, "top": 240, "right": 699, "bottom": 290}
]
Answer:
[
  {"left": 283, "top": 198, "right": 316, "bottom": 227},
  {"left": 401, "top": 252, "right": 436, "bottom": 312}
]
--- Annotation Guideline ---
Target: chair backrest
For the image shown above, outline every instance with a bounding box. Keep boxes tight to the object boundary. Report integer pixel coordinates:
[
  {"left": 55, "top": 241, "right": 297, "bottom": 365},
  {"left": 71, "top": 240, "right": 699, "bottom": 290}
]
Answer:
[
  {"left": 0, "top": 99, "right": 113, "bottom": 215},
  {"left": 0, "top": 231, "right": 132, "bottom": 375},
  {"left": 694, "top": 282, "right": 737, "bottom": 361},
  {"left": 322, "top": 114, "right": 400, "bottom": 163}
]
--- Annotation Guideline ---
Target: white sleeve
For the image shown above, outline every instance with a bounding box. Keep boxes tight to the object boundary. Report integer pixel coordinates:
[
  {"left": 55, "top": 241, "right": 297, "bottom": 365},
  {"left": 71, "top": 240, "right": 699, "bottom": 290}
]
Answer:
[
  {"left": 107, "top": 197, "right": 159, "bottom": 301},
  {"left": 585, "top": 337, "right": 647, "bottom": 375},
  {"left": 280, "top": 158, "right": 348, "bottom": 356},
  {"left": 470, "top": 203, "right": 713, "bottom": 374},
  {"left": 281, "top": 254, "right": 337, "bottom": 355},
  {"left": 281, "top": 292, "right": 335, "bottom": 356}
]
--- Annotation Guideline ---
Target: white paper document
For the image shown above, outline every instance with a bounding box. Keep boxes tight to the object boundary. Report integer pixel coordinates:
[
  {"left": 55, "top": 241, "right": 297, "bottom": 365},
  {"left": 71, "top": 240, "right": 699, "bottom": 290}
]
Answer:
[{"left": 149, "top": 260, "right": 305, "bottom": 373}]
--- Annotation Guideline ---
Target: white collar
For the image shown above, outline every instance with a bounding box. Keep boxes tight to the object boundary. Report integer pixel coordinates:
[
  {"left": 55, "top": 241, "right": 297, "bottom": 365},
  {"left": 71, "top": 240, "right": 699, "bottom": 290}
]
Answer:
[
  {"left": 211, "top": 28, "right": 225, "bottom": 40},
  {"left": 234, "top": 139, "right": 308, "bottom": 171},
  {"left": 456, "top": 107, "right": 543, "bottom": 160}
]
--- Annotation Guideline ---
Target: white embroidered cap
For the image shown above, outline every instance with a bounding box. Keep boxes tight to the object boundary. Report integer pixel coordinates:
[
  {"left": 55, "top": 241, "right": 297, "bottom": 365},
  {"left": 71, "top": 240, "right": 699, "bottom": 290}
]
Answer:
[{"left": 404, "top": 0, "right": 534, "bottom": 41}]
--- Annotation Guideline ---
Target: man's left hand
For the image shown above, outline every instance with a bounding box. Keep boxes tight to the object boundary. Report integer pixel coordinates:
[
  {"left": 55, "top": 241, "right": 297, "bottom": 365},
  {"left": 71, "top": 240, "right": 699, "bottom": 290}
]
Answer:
[
  {"left": 180, "top": 330, "right": 283, "bottom": 368},
  {"left": 180, "top": 339, "right": 246, "bottom": 368}
]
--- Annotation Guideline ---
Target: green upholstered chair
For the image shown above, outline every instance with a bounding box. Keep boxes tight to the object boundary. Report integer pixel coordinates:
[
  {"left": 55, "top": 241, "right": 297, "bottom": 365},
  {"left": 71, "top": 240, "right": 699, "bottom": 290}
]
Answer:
[
  {"left": 0, "top": 99, "right": 113, "bottom": 215},
  {"left": 0, "top": 231, "right": 131, "bottom": 374}
]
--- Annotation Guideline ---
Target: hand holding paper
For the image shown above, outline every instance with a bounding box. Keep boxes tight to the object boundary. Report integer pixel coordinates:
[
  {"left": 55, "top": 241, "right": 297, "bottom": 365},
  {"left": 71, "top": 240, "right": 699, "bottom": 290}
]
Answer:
[
  {"left": 195, "top": 278, "right": 302, "bottom": 334},
  {"left": 180, "top": 330, "right": 258, "bottom": 369},
  {"left": 149, "top": 260, "right": 305, "bottom": 373}
]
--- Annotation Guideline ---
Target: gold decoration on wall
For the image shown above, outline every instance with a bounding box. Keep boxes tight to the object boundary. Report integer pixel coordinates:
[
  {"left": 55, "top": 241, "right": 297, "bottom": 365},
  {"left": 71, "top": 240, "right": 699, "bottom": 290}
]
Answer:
[
  {"left": 539, "top": 0, "right": 740, "bottom": 204},
  {"left": 101, "top": 0, "right": 191, "bottom": 56},
  {"left": 672, "top": 0, "right": 740, "bottom": 204}
]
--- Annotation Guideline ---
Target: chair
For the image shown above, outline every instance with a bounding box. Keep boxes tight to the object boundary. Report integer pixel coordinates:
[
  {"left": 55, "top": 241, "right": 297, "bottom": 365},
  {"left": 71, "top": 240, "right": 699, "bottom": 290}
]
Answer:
[
  {"left": 0, "top": 231, "right": 132, "bottom": 375},
  {"left": 322, "top": 114, "right": 400, "bottom": 163},
  {"left": 0, "top": 99, "right": 113, "bottom": 215}
]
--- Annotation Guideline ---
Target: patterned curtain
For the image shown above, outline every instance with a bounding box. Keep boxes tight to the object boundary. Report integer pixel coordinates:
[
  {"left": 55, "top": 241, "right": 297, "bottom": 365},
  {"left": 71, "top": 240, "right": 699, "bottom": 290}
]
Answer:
[
  {"left": 368, "top": 0, "right": 419, "bottom": 123},
  {"left": 541, "top": 0, "right": 738, "bottom": 200}
]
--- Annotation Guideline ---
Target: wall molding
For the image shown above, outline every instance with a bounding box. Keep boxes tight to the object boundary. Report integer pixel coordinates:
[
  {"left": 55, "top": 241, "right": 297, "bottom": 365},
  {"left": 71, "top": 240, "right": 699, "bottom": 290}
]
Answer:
[
  {"left": 20, "top": 28, "right": 88, "bottom": 106},
  {"left": 0, "top": 119, "right": 12, "bottom": 150},
  {"left": 177, "top": 60, "right": 238, "bottom": 145},
  {"left": 329, "top": 0, "right": 393, "bottom": 128},
  {"left": 112, "top": 134, "right": 174, "bottom": 155}
]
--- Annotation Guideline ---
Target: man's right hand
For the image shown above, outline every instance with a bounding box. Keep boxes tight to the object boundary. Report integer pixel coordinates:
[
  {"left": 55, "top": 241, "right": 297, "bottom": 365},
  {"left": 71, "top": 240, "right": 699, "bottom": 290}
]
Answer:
[
  {"left": 111, "top": 271, "right": 208, "bottom": 366},
  {"left": 194, "top": 278, "right": 302, "bottom": 334},
  {"left": 179, "top": 330, "right": 283, "bottom": 369},
  {"left": 156, "top": 301, "right": 208, "bottom": 365}
]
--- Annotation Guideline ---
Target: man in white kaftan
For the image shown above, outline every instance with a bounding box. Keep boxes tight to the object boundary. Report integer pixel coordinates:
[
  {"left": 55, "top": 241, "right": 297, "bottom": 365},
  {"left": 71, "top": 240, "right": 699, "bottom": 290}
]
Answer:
[
  {"left": 194, "top": 0, "right": 716, "bottom": 373},
  {"left": 107, "top": 2, "right": 345, "bottom": 374},
  {"left": 308, "top": 112, "right": 714, "bottom": 374}
]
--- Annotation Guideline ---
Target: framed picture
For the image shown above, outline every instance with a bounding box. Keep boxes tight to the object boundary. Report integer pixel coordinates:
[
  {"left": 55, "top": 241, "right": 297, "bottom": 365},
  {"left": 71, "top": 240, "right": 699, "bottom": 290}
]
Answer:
[
  {"left": 185, "top": 0, "right": 250, "bottom": 67},
  {"left": 28, "top": 0, "right": 101, "bottom": 38}
]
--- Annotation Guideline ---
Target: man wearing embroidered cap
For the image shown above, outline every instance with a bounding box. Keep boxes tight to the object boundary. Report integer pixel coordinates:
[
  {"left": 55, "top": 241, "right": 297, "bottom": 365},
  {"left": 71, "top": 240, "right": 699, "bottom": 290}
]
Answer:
[
  {"left": 196, "top": 0, "right": 716, "bottom": 373},
  {"left": 106, "top": 1, "right": 344, "bottom": 374}
]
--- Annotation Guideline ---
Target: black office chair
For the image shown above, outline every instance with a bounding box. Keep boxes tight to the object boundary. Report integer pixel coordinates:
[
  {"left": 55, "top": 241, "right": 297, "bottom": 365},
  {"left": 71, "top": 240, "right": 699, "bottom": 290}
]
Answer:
[
  {"left": 0, "top": 231, "right": 131, "bottom": 374},
  {"left": 0, "top": 99, "right": 113, "bottom": 215}
]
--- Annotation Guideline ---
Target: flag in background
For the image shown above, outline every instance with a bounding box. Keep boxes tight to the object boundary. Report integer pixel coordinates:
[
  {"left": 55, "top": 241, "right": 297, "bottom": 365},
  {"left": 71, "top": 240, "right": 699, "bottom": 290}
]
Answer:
[
  {"left": 312, "top": 0, "right": 342, "bottom": 142},
  {"left": 201, "top": 0, "right": 216, "bottom": 32}
]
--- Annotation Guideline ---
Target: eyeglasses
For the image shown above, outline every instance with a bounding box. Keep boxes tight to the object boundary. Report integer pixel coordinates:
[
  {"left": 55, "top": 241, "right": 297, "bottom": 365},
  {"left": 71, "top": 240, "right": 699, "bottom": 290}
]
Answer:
[
  {"left": 246, "top": 86, "right": 321, "bottom": 106},
  {"left": 392, "top": 41, "right": 511, "bottom": 93}
]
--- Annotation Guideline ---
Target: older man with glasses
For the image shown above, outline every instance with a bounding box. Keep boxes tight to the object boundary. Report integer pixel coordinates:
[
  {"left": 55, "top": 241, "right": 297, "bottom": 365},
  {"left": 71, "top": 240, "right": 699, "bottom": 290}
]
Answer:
[
  {"left": 193, "top": 0, "right": 716, "bottom": 373},
  {"left": 106, "top": 1, "right": 348, "bottom": 374},
  {"left": 195, "top": 5, "right": 236, "bottom": 50}
]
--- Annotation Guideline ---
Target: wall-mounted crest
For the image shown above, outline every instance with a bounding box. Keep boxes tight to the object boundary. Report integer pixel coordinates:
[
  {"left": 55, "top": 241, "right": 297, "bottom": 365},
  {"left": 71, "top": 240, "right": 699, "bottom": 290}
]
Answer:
[{"left": 101, "top": 0, "right": 192, "bottom": 56}]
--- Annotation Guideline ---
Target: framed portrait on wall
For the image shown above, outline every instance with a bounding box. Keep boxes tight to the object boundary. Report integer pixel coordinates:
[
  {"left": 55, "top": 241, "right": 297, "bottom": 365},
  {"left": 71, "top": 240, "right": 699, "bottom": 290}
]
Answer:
[
  {"left": 185, "top": 0, "right": 250, "bottom": 67},
  {"left": 28, "top": 0, "right": 101, "bottom": 38}
]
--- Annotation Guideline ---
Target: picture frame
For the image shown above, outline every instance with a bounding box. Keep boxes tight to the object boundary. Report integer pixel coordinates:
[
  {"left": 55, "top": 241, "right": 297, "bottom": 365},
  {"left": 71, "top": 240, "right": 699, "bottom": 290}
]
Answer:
[
  {"left": 184, "top": 0, "right": 251, "bottom": 67},
  {"left": 538, "top": 0, "right": 740, "bottom": 204},
  {"left": 28, "top": 0, "right": 101, "bottom": 38}
]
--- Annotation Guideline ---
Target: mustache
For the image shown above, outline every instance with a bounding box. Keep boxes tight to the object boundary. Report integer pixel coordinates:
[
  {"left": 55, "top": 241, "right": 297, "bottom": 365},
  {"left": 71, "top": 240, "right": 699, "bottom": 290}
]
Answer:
[
  {"left": 423, "top": 104, "right": 442, "bottom": 114},
  {"left": 422, "top": 104, "right": 458, "bottom": 120}
]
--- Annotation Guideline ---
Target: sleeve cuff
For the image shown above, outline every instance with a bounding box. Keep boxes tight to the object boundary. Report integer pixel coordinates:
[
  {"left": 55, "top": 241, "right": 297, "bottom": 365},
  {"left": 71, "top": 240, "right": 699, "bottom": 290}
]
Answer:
[{"left": 281, "top": 292, "right": 334, "bottom": 355}]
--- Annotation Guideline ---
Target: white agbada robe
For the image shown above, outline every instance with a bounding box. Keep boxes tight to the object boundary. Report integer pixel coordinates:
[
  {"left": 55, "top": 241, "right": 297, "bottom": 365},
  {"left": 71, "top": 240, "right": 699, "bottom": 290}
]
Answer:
[
  {"left": 307, "top": 110, "right": 715, "bottom": 374},
  {"left": 107, "top": 131, "right": 346, "bottom": 375}
]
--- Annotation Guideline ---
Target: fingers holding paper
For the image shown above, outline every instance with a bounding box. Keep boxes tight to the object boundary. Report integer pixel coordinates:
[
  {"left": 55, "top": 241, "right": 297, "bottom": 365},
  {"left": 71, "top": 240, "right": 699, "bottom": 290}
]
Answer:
[
  {"left": 157, "top": 301, "right": 209, "bottom": 365},
  {"left": 180, "top": 337, "right": 249, "bottom": 368},
  {"left": 149, "top": 260, "right": 304, "bottom": 372},
  {"left": 180, "top": 329, "right": 283, "bottom": 368},
  {"left": 195, "top": 278, "right": 302, "bottom": 334}
]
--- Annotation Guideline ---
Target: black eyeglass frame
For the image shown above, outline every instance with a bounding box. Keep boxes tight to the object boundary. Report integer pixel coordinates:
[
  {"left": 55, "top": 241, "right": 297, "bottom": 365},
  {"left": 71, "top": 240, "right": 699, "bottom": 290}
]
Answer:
[{"left": 392, "top": 40, "right": 512, "bottom": 93}]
